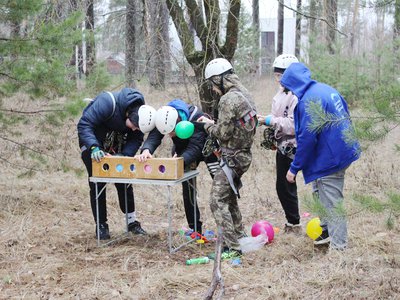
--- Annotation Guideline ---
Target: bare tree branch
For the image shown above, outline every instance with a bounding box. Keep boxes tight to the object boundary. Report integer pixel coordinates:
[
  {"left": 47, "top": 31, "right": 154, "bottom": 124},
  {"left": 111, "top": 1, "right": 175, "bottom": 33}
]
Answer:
[
  {"left": 166, "top": 0, "right": 197, "bottom": 62},
  {"left": 277, "top": 0, "right": 348, "bottom": 37},
  {"left": 222, "top": 0, "right": 241, "bottom": 60},
  {"left": 0, "top": 136, "right": 56, "bottom": 159},
  {"left": 204, "top": 227, "right": 225, "bottom": 300},
  {"left": 185, "top": 0, "right": 208, "bottom": 48},
  {"left": 0, "top": 156, "right": 41, "bottom": 172},
  {"left": 0, "top": 108, "right": 63, "bottom": 114}
]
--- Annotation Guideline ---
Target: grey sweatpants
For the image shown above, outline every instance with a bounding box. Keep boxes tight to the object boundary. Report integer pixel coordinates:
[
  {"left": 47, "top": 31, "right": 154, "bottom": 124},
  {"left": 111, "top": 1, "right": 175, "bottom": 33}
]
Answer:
[{"left": 312, "top": 168, "right": 347, "bottom": 250}]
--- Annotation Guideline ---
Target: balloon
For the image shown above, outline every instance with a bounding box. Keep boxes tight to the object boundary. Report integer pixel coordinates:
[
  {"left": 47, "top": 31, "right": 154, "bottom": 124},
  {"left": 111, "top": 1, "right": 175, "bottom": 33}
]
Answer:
[
  {"left": 175, "top": 121, "right": 194, "bottom": 139},
  {"left": 306, "top": 217, "right": 323, "bottom": 240},
  {"left": 251, "top": 220, "right": 274, "bottom": 243}
]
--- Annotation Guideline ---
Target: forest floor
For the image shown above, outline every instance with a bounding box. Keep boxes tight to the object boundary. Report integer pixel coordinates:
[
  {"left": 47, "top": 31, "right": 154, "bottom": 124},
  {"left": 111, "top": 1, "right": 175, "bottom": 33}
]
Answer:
[{"left": 0, "top": 77, "right": 399, "bottom": 299}]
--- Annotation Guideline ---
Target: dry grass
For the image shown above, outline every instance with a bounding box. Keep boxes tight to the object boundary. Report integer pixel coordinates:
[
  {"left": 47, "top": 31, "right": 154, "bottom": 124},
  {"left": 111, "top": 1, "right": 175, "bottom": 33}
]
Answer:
[{"left": 0, "top": 77, "right": 399, "bottom": 300}]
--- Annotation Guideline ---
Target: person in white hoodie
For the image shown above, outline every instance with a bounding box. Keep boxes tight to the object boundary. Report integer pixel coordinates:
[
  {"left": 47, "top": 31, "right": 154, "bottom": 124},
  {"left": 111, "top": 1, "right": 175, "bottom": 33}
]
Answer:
[{"left": 258, "top": 54, "right": 300, "bottom": 232}]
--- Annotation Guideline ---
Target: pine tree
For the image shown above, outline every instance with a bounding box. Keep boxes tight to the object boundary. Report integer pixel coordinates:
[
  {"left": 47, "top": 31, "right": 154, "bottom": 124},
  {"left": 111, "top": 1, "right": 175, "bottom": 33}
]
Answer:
[{"left": 0, "top": 0, "right": 83, "bottom": 97}]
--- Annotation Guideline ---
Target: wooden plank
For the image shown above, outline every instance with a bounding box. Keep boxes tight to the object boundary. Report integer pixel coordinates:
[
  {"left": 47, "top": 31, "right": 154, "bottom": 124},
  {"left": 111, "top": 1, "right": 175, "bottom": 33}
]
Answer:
[{"left": 92, "top": 156, "right": 184, "bottom": 180}]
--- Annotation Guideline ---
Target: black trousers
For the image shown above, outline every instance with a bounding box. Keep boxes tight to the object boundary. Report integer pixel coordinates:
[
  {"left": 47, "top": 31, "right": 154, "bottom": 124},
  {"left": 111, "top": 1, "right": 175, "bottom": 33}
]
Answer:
[
  {"left": 81, "top": 150, "right": 135, "bottom": 224},
  {"left": 182, "top": 155, "right": 219, "bottom": 233},
  {"left": 276, "top": 151, "right": 300, "bottom": 225}
]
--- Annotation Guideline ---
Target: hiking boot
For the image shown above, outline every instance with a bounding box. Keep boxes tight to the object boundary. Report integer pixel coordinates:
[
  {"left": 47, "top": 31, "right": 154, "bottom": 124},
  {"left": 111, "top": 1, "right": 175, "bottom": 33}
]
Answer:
[
  {"left": 96, "top": 222, "right": 110, "bottom": 240},
  {"left": 314, "top": 229, "right": 330, "bottom": 245},
  {"left": 284, "top": 222, "right": 302, "bottom": 233},
  {"left": 128, "top": 221, "right": 147, "bottom": 235}
]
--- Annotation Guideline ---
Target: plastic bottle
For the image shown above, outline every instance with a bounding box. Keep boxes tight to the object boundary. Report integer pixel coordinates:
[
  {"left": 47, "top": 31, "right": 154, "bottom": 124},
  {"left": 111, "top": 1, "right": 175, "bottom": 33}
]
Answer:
[{"left": 186, "top": 257, "right": 210, "bottom": 265}]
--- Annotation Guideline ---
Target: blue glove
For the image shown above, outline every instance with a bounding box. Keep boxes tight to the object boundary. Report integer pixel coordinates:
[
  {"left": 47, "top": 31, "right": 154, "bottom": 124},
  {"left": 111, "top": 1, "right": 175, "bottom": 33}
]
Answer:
[
  {"left": 91, "top": 147, "right": 105, "bottom": 162},
  {"left": 265, "top": 115, "right": 273, "bottom": 126}
]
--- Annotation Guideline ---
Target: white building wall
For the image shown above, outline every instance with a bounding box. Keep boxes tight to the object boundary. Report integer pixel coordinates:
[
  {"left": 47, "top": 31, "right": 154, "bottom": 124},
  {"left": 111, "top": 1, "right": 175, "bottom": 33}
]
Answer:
[{"left": 260, "top": 17, "right": 297, "bottom": 55}]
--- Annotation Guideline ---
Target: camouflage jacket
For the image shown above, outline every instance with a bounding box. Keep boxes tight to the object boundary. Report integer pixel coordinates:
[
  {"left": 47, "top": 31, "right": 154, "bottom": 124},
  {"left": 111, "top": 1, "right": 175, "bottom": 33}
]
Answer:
[{"left": 204, "top": 75, "right": 257, "bottom": 173}]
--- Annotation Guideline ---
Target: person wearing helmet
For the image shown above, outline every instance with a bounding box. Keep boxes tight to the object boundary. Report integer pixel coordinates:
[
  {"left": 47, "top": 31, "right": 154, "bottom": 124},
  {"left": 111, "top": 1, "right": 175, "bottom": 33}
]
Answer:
[
  {"left": 281, "top": 62, "right": 361, "bottom": 250},
  {"left": 257, "top": 54, "right": 301, "bottom": 233},
  {"left": 78, "top": 88, "right": 152, "bottom": 240},
  {"left": 135, "top": 99, "right": 219, "bottom": 234},
  {"left": 197, "top": 58, "right": 257, "bottom": 257}
]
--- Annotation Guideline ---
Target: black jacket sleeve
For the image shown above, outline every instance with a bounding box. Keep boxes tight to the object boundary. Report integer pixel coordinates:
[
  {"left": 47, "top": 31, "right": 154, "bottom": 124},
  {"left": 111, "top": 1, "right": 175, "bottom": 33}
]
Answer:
[{"left": 141, "top": 128, "right": 164, "bottom": 154}]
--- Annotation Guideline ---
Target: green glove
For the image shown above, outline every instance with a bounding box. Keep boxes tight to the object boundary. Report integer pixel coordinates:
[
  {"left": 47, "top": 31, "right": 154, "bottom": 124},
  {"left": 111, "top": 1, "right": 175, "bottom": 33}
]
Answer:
[{"left": 91, "top": 146, "right": 105, "bottom": 162}]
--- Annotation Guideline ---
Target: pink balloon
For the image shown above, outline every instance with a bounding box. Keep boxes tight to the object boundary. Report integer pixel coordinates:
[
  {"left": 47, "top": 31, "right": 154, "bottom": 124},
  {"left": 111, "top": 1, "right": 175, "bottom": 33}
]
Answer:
[{"left": 251, "top": 220, "right": 274, "bottom": 243}]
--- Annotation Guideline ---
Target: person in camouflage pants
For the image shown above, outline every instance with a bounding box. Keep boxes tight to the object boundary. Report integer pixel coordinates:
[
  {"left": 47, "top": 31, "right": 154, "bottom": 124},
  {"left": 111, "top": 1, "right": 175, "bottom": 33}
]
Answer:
[{"left": 197, "top": 58, "right": 257, "bottom": 254}]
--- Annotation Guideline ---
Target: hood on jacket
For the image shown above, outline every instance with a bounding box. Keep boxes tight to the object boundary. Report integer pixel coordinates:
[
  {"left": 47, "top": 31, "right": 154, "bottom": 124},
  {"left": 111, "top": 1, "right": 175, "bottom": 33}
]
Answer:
[
  {"left": 280, "top": 63, "right": 315, "bottom": 100},
  {"left": 117, "top": 88, "right": 145, "bottom": 114},
  {"left": 167, "top": 99, "right": 189, "bottom": 120}
]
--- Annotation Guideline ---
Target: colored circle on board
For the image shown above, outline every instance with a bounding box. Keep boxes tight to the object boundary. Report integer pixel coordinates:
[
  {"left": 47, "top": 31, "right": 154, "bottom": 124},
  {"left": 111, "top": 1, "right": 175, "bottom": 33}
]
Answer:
[
  {"left": 144, "top": 164, "right": 152, "bottom": 173},
  {"left": 116, "top": 164, "right": 123, "bottom": 172},
  {"left": 102, "top": 163, "right": 110, "bottom": 171},
  {"left": 130, "top": 164, "right": 135, "bottom": 172},
  {"left": 159, "top": 165, "right": 166, "bottom": 173}
]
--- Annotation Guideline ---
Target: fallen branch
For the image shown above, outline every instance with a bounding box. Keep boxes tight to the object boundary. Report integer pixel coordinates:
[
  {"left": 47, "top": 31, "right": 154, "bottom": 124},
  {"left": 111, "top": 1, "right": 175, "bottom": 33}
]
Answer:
[{"left": 204, "top": 227, "right": 224, "bottom": 300}]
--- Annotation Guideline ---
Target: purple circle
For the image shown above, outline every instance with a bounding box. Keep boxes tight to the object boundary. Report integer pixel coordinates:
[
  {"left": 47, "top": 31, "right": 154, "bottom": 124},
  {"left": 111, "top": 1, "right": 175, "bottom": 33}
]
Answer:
[{"left": 159, "top": 165, "right": 166, "bottom": 173}]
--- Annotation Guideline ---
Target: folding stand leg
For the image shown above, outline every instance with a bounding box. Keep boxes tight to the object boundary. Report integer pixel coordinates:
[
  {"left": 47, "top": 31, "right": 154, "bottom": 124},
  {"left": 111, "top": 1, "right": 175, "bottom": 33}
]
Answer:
[
  {"left": 167, "top": 186, "right": 173, "bottom": 253},
  {"left": 193, "top": 178, "right": 197, "bottom": 233},
  {"left": 124, "top": 183, "right": 129, "bottom": 233},
  {"left": 96, "top": 183, "right": 100, "bottom": 247},
  {"left": 95, "top": 183, "right": 108, "bottom": 247}
]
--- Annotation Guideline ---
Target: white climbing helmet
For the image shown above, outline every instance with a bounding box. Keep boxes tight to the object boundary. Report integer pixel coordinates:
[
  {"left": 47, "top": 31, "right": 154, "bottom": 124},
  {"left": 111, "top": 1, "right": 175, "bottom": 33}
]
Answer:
[
  {"left": 272, "top": 54, "right": 299, "bottom": 70},
  {"left": 138, "top": 105, "right": 156, "bottom": 133},
  {"left": 155, "top": 106, "right": 179, "bottom": 134},
  {"left": 204, "top": 58, "right": 233, "bottom": 79}
]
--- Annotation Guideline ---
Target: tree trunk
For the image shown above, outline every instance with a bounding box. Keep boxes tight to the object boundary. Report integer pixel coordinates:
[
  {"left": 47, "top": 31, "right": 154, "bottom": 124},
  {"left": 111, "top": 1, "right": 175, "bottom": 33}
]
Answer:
[
  {"left": 277, "top": 1, "right": 284, "bottom": 55},
  {"left": 145, "top": 1, "right": 168, "bottom": 90},
  {"left": 126, "top": 0, "right": 137, "bottom": 88},
  {"left": 395, "top": 0, "right": 400, "bottom": 41},
  {"left": 252, "top": 0, "right": 259, "bottom": 29},
  {"left": 325, "top": 0, "right": 337, "bottom": 54},
  {"left": 295, "top": 0, "right": 302, "bottom": 57},
  {"left": 350, "top": 0, "right": 359, "bottom": 52},
  {"left": 69, "top": 0, "right": 82, "bottom": 80},
  {"left": 308, "top": 0, "right": 317, "bottom": 52},
  {"left": 85, "top": 0, "right": 95, "bottom": 75},
  {"left": 166, "top": 0, "right": 241, "bottom": 115}
]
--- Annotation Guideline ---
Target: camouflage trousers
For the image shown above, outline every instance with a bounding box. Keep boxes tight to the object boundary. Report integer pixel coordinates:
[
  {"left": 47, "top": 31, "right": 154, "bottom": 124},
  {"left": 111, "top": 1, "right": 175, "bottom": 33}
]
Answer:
[{"left": 209, "top": 151, "right": 252, "bottom": 250}]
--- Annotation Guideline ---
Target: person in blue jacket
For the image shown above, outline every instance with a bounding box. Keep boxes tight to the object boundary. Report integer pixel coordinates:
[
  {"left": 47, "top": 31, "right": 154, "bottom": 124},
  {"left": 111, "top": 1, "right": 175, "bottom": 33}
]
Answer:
[
  {"left": 280, "top": 63, "right": 361, "bottom": 250},
  {"left": 136, "top": 99, "right": 219, "bottom": 234},
  {"left": 78, "top": 88, "right": 148, "bottom": 240}
]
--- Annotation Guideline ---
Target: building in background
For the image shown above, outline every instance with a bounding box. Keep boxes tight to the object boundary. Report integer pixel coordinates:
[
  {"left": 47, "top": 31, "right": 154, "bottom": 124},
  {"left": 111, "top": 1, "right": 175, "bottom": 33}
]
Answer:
[
  {"left": 259, "top": 16, "right": 297, "bottom": 74},
  {"left": 105, "top": 53, "right": 125, "bottom": 75}
]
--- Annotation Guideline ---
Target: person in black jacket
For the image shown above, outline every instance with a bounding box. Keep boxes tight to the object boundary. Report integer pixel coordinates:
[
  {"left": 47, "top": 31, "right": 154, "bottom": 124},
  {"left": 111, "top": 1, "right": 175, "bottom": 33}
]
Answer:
[
  {"left": 136, "top": 99, "right": 219, "bottom": 234},
  {"left": 78, "top": 88, "right": 150, "bottom": 240}
]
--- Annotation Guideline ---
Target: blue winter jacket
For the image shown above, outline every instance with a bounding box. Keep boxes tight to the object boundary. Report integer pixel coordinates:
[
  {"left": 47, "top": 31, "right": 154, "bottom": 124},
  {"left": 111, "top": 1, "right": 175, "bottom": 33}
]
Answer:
[
  {"left": 78, "top": 88, "right": 145, "bottom": 156},
  {"left": 280, "top": 63, "right": 361, "bottom": 184}
]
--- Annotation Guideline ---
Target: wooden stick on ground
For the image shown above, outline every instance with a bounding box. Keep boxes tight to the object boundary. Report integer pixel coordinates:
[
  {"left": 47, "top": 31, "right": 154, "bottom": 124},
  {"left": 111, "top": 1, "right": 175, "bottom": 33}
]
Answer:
[{"left": 204, "top": 227, "right": 224, "bottom": 300}]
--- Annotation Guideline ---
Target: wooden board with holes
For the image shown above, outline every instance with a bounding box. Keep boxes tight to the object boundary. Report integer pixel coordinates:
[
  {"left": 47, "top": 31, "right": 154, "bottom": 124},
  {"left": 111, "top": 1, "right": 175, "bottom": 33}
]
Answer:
[{"left": 92, "top": 156, "right": 184, "bottom": 180}]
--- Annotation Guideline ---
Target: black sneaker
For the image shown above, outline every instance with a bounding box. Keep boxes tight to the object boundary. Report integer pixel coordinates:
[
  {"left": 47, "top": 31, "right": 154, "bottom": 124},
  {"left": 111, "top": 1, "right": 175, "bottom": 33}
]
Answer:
[
  {"left": 96, "top": 222, "right": 110, "bottom": 240},
  {"left": 314, "top": 229, "right": 330, "bottom": 245},
  {"left": 128, "top": 221, "right": 147, "bottom": 235},
  {"left": 284, "top": 222, "right": 302, "bottom": 233}
]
